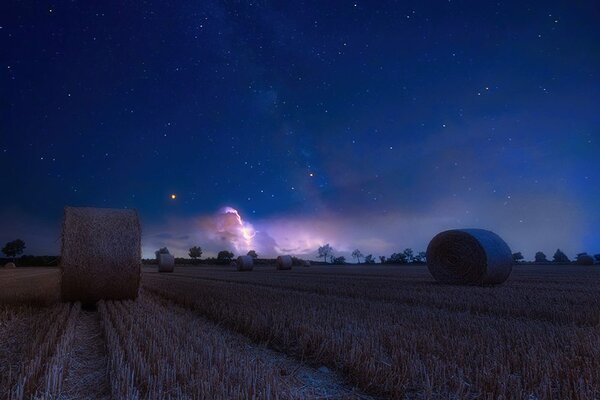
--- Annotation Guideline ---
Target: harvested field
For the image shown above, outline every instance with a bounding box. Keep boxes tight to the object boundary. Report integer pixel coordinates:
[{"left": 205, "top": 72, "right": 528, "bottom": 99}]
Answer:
[
  {"left": 0, "top": 267, "right": 60, "bottom": 305},
  {"left": 145, "top": 264, "right": 600, "bottom": 326},
  {"left": 142, "top": 264, "right": 600, "bottom": 399},
  {"left": 1, "top": 264, "right": 599, "bottom": 399}
]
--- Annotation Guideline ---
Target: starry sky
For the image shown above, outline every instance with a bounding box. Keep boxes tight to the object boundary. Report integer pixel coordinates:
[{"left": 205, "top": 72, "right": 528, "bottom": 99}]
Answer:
[{"left": 1, "top": 1, "right": 598, "bottom": 260}]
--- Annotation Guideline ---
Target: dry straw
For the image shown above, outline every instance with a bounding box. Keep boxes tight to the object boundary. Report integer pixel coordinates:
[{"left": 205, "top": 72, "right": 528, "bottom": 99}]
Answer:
[
  {"left": 4, "top": 262, "right": 16, "bottom": 268},
  {"left": 158, "top": 253, "right": 175, "bottom": 272},
  {"left": 60, "top": 206, "right": 141, "bottom": 303},
  {"left": 236, "top": 255, "right": 254, "bottom": 271},
  {"left": 426, "top": 229, "right": 512, "bottom": 285},
  {"left": 276, "top": 255, "right": 293, "bottom": 270}
]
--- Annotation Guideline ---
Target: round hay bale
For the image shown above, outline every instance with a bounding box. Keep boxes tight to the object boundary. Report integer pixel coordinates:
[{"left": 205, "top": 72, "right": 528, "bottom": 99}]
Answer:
[
  {"left": 60, "top": 206, "right": 141, "bottom": 303},
  {"left": 302, "top": 259, "right": 311, "bottom": 267},
  {"left": 576, "top": 254, "right": 594, "bottom": 266},
  {"left": 426, "top": 229, "right": 512, "bottom": 285},
  {"left": 158, "top": 253, "right": 175, "bottom": 272},
  {"left": 236, "top": 255, "right": 254, "bottom": 271},
  {"left": 4, "top": 262, "right": 16, "bottom": 268},
  {"left": 276, "top": 255, "right": 293, "bottom": 270}
]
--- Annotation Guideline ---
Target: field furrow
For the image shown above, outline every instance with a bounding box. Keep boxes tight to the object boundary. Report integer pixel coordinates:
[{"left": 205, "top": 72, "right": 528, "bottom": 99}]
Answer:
[
  {"left": 0, "top": 303, "right": 77, "bottom": 399},
  {"left": 0, "top": 268, "right": 61, "bottom": 306},
  {"left": 98, "top": 291, "right": 369, "bottom": 399},
  {"left": 150, "top": 267, "right": 600, "bottom": 326},
  {"left": 52, "top": 310, "right": 111, "bottom": 400},
  {"left": 2, "top": 264, "right": 599, "bottom": 399},
  {"left": 143, "top": 272, "right": 600, "bottom": 399}
]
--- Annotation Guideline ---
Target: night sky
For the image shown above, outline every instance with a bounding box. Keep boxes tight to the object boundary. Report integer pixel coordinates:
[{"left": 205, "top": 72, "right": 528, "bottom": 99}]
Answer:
[{"left": 1, "top": 1, "right": 598, "bottom": 259}]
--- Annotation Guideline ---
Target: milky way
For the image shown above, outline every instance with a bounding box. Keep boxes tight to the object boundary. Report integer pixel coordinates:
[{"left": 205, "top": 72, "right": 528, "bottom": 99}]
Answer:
[{"left": 1, "top": 1, "right": 598, "bottom": 260}]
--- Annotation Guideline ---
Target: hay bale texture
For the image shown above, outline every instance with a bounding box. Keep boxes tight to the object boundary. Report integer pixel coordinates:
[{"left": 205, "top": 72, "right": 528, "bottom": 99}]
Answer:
[
  {"left": 276, "top": 255, "right": 293, "bottom": 270},
  {"left": 158, "top": 253, "right": 175, "bottom": 272},
  {"left": 236, "top": 255, "right": 254, "bottom": 271},
  {"left": 426, "top": 229, "right": 512, "bottom": 285},
  {"left": 4, "top": 262, "right": 16, "bottom": 268},
  {"left": 61, "top": 206, "right": 141, "bottom": 303}
]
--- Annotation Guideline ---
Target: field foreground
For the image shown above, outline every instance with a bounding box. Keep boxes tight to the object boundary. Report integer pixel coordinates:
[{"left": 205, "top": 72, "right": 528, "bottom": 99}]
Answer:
[{"left": 1, "top": 264, "right": 599, "bottom": 399}]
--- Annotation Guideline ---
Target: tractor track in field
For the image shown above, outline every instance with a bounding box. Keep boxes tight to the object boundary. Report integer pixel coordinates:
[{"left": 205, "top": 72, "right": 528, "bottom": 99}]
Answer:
[
  {"left": 2, "top": 295, "right": 373, "bottom": 399},
  {"left": 3, "top": 265, "right": 600, "bottom": 399},
  {"left": 148, "top": 292, "right": 376, "bottom": 400},
  {"left": 59, "top": 310, "right": 111, "bottom": 400}
]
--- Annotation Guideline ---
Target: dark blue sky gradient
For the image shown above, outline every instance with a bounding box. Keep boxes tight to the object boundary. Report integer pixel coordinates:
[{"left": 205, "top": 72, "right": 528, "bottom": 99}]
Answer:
[{"left": 1, "top": 1, "right": 598, "bottom": 258}]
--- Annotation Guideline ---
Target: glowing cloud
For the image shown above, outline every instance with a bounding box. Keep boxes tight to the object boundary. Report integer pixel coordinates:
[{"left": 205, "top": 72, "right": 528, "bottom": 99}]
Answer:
[
  {"left": 200, "top": 206, "right": 257, "bottom": 252},
  {"left": 140, "top": 193, "right": 588, "bottom": 261}
]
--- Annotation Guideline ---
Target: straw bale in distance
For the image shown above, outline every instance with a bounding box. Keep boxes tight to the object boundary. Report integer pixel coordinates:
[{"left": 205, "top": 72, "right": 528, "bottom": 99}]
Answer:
[
  {"left": 4, "top": 262, "right": 16, "bottom": 268},
  {"left": 236, "top": 255, "right": 254, "bottom": 271},
  {"left": 60, "top": 206, "right": 141, "bottom": 303},
  {"left": 276, "top": 255, "right": 293, "bottom": 270},
  {"left": 158, "top": 253, "right": 175, "bottom": 272},
  {"left": 426, "top": 229, "right": 512, "bottom": 285}
]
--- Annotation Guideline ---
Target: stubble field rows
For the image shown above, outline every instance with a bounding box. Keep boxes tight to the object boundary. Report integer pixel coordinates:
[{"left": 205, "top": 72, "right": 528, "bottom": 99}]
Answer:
[
  {"left": 152, "top": 264, "right": 600, "bottom": 326},
  {"left": 1, "top": 264, "right": 599, "bottom": 399},
  {"left": 143, "top": 264, "right": 600, "bottom": 399}
]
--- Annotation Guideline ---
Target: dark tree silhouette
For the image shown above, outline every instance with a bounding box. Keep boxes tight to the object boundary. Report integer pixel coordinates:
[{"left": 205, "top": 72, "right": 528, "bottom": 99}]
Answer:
[
  {"left": 389, "top": 252, "right": 408, "bottom": 264},
  {"left": 317, "top": 244, "right": 333, "bottom": 263},
  {"left": 553, "top": 249, "right": 570, "bottom": 263},
  {"left": 576, "top": 253, "right": 594, "bottom": 265},
  {"left": 188, "top": 246, "right": 202, "bottom": 260},
  {"left": 379, "top": 256, "right": 386, "bottom": 264},
  {"left": 332, "top": 256, "right": 346, "bottom": 264},
  {"left": 155, "top": 247, "right": 170, "bottom": 259},
  {"left": 534, "top": 251, "right": 548, "bottom": 263},
  {"left": 2, "top": 239, "right": 25, "bottom": 259},
  {"left": 364, "top": 254, "right": 375, "bottom": 264},
  {"left": 247, "top": 250, "right": 258, "bottom": 259},
  {"left": 595, "top": 254, "right": 600, "bottom": 263},
  {"left": 403, "top": 248, "right": 414, "bottom": 263},
  {"left": 512, "top": 252, "right": 524, "bottom": 262},
  {"left": 217, "top": 250, "right": 234, "bottom": 263},
  {"left": 413, "top": 251, "right": 426, "bottom": 263},
  {"left": 351, "top": 249, "right": 363, "bottom": 264}
]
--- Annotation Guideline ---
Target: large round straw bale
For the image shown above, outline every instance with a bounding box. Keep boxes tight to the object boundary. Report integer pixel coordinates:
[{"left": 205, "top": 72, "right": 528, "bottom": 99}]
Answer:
[
  {"left": 4, "top": 262, "right": 16, "bottom": 268},
  {"left": 426, "top": 229, "right": 512, "bottom": 285},
  {"left": 576, "top": 254, "right": 594, "bottom": 266},
  {"left": 236, "top": 255, "right": 254, "bottom": 271},
  {"left": 60, "top": 206, "right": 141, "bottom": 303},
  {"left": 302, "top": 259, "right": 311, "bottom": 267},
  {"left": 276, "top": 255, "right": 293, "bottom": 270},
  {"left": 158, "top": 253, "right": 175, "bottom": 272}
]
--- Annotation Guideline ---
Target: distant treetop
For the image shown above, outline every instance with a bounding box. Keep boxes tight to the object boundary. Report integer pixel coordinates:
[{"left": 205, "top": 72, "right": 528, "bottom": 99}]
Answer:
[
  {"left": 553, "top": 249, "right": 570, "bottom": 263},
  {"left": 2, "top": 239, "right": 26, "bottom": 259}
]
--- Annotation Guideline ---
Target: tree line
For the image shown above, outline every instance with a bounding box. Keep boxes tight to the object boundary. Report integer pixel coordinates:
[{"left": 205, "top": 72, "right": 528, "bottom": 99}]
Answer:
[
  {"left": 147, "top": 246, "right": 258, "bottom": 265},
  {"left": 320, "top": 244, "right": 428, "bottom": 265},
  {"left": 512, "top": 249, "right": 599, "bottom": 265},
  {"left": 3, "top": 238, "right": 600, "bottom": 267}
]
